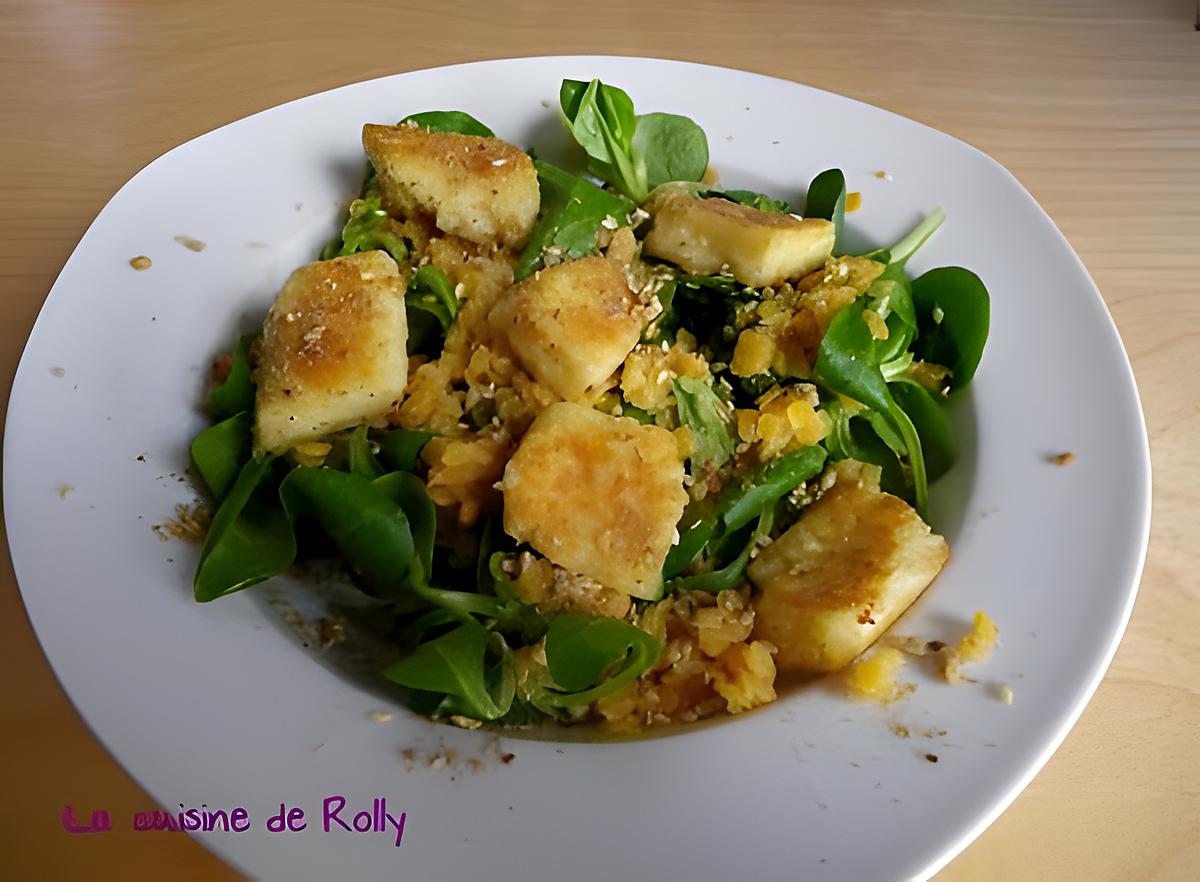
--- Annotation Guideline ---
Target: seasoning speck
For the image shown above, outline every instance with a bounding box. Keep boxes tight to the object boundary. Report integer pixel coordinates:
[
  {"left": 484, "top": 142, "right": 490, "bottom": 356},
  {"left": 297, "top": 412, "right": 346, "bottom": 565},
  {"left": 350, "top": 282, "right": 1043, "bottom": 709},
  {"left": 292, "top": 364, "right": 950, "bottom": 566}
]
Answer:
[
  {"left": 130, "top": 255, "right": 152, "bottom": 270},
  {"left": 174, "top": 235, "right": 207, "bottom": 252},
  {"left": 50, "top": 367, "right": 65, "bottom": 378},
  {"left": 995, "top": 683, "right": 1014, "bottom": 705},
  {"left": 368, "top": 711, "right": 394, "bottom": 724},
  {"left": 874, "top": 170, "right": 894, "bottom": 181},
  {"left": 58, "top": 483, "right": 75, "bottom": 500},
  {"left": 1049, "top": 451, "right": 1076, "bottom": 466},
  {"left": 846, "top": 191, "right": 862, "bottom": 212},
  {"left": 925, "top": 753, "right": 939, "bottom": 763}
]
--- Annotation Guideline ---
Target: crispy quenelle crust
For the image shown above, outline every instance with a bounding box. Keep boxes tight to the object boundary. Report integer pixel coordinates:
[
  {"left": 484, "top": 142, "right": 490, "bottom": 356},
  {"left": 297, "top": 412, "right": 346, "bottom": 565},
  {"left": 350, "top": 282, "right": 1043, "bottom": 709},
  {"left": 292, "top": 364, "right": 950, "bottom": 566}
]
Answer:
[
  {"left": 253, "top": 250, "right": 408, "bottom": 455},
  {"left": 643, "top": 189, "right": 835, "bottom": 288},
  {"left": 501, "top": 402, "right": 688, "bottom": 599},
  {"left": 362, "top": 123, "right": 539, "bottom": 250},
  {"left": 488, "top": 256, "right": 643, "bottom": 401},
  {"left": 748, "top": 461, "right": 949, "bottom": 672}
]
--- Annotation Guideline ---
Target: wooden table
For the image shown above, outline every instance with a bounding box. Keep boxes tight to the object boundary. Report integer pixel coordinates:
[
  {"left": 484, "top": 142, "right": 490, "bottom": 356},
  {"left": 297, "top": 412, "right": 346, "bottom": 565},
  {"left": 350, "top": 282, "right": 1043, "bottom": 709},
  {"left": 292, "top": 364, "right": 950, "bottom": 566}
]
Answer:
[{"left": 2, "top": 1, "right": 1196, "bottom": 878}]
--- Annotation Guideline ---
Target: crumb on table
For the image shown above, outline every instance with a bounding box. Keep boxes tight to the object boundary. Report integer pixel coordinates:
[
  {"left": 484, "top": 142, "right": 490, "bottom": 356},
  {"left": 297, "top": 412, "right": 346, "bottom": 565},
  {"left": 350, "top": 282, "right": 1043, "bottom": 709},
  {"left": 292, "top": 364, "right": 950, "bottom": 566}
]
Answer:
[{"left": 130, "top": 255, "right": 152, "bottom": 270}]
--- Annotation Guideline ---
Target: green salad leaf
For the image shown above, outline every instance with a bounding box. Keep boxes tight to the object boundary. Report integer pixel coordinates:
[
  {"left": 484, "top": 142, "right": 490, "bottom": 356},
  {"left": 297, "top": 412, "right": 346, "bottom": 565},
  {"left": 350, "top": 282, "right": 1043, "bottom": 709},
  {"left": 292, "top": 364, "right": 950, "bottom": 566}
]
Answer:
[
  {"left": 540, "top": 614, "right": 661, "bottom": 706},
  {"left": 910, "top": 266, "right": 990, "bottom": 391},
  {"left": 191, "top": 411, "right": 252, "bottom": 503},
  {"left": 375, "top": 427, "right": 434, "bottom": 473},
  {"left": 194, "top": 456, "right": 293, "bottom": 602},
  {"left": 208, "top": 334, "right": 256, "bottom": 421},
  {"left": 382, "top": 620, "right": 515, "bottom": 720},
  {"left": 399, "top": 110, "right": 495, "bottom": 137},
  {"left": 632, "top": 111, "right": 709, "bottom": 190},
  {"left": 815, "top": 295, "right": 929, "bottom": 515},
  {"left": 805, "top": 168, "right": 847, "bottom": 252},
  {"left": 515, "top": 160, "right": 634, "bottom": 281},
  {"left": 673, "top": 376, "right": 734, "bottom": 473},
  {"left": 559, "top": 78, "right": 708, "bottom": 204},
  {"left": 718, "top": 445, "right": 826, "bottom": 533}
]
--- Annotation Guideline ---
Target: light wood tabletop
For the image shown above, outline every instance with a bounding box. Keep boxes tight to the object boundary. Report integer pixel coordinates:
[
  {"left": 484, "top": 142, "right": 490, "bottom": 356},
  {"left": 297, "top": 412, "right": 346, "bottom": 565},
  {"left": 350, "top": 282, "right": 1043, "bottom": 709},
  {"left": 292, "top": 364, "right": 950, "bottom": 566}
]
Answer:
[{"left": 1, "top": 0, "right": 1196, "bottom": 878}]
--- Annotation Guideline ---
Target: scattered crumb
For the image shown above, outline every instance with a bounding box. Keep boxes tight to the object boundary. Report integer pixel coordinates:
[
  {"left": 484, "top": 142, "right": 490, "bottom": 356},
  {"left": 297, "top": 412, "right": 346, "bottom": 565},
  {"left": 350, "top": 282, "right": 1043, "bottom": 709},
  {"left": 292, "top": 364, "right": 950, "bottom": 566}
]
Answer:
[
  {"left": 449, "top": 715, "right": 483, "bottom": 730},
  {"left": 1049, "top": 451, "right": 1076, "bottom": 466},
  {"left": 466, "top": 758, "right": 485, "bottom": 774},
  {"left": 136, "top": 454, "right": 146, "bottom": 462},
  {"left": 925, "top": 753, "right": 939, "bottom": 763},
  {"left": 316, "top": 618, "right": 345, "bottom": 649},
  {"left": 58, "top": 483, "right": 75, "bottom": 500},
  {"left": 500, "top": 752, "right": 515, "bottom": 765},
  {"left": 846, "top": 191, "right": 862, "bottom": 212},
  {"left": 994, "top": 683, "right": 1014, "bottom": 705},
  {"left": 50, "top": 367, "right": 65, "bottom": 378},
  {"left": 129, "top": 255, "right": 152, "bottom": 270},
  {"left": 845, "top": 647, "right": 913, "bottom": 702},
  {"left": 294, "top": 202, "right": 303, "bottom": 212},
  {"left": 943, "top": 611, "right": 998, "bottom": 683},
  {"left": 174, "top": 235, "right": 207, "bottom": 252},
  {"left": 919, "top": 728, "right": 948, "bottom": 739},
  {"left": 889, "top": 723, "right": 910, "bottom": 739},
  {"left": 874, "top": 170, "right": 893, "bottom": 181},
  {"left": 368, "top": 711, "right": 394, "bottom": 724},
  {"left": 151, "top": 501, "right": 212, "bottom": 543}
]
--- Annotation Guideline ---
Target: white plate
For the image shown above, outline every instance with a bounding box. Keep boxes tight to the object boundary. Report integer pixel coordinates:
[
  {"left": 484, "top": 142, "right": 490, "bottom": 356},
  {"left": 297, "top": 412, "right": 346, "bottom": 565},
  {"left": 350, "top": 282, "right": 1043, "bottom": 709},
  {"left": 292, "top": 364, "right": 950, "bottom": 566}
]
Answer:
[{"left": 5, "top": 57, "right": 1150, "bottom": 880}]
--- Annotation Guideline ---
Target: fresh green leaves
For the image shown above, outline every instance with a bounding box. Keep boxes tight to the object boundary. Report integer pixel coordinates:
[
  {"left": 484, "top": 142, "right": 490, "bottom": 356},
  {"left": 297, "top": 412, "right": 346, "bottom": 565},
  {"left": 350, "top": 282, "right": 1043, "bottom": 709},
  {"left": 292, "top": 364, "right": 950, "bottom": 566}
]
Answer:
[
  {"left": 815, "top": 296, "right": 929, "bottom": 515},
  {"left": 911, "top": 266, "right": 990, "bottom": 391},
  {"left": 673, "top": 376, "right": 734, "bottom": 473},
  {"left": 407, "top": 264, "right": 458, "bottom": 333},
  {"left": 321, "top": 191, "right": 408, "bottom": 264},
  {"left": 515, "top": 161, "right": 634, "bottom": 281},
  {"left": 632, "top": 112, "right": 709, "bottom": 191},
  {"left": 718, "top": 189, "right": 789, "bottom": 213},
  {"left": 382, "top": 620, "right": 515, "bottom": 720},
  {"left": 540, "top": 614, "right": 661, "bottom": 706},
  {"left": 375, "top": 428, "right": 433, "bottom": 473},
  {"left": 805, "top": 168, "right": 847, "bottom": 252},
  {"left": 208, "top": 334, "right": 256, "bottom": 420},
  {"left": 191, "top": 411, "right": 252, "bottom": 502},
  {"left": 194, "top": 456, "right": 294, "bottom": 602},
  {"left": 559, "top": 78, "right": 708, "bottom": 203},
  {"left": 399, "top": 110, "right": 494, "bottom": 137},
  {"left": 718, "top": 445, "right": 826, "bottom": 533}
]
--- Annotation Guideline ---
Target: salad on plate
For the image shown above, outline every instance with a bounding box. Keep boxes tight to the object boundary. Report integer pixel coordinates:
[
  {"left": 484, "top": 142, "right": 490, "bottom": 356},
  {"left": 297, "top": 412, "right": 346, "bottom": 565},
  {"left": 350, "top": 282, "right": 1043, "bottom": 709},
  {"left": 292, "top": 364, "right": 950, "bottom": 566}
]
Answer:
[{"left": 188, "top": 77, "right": 990, "bottom": 733}]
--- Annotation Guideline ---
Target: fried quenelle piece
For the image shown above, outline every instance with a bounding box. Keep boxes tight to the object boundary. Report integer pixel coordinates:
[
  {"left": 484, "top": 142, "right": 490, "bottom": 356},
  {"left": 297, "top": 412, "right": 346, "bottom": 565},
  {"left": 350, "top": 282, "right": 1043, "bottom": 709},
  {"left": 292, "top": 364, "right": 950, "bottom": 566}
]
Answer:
[
  {"left": 643, "top": 188, "right": 835, "bottom": 288},
  {"left": 253, "top": 251, "right": 408, "bottom": 455},
  {"left": 502, "top": 402, "right": 688, "bottom": 599},
  {"left": 362, "top": 123, "right": 539, "bottom": 250},
  {"left": 747, "top": 460, "right": 948, "bottom": 672},
  {"left": 488, "top": 256, "right": 643, "bottom": 402}
]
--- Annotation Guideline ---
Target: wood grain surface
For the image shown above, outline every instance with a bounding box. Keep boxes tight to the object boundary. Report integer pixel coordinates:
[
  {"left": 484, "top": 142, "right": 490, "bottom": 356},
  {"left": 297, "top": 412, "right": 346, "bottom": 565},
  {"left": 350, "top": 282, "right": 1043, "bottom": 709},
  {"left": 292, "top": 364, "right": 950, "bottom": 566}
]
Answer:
[{"left": 1, "top": 1, "right": 1196, "bottom": 878}]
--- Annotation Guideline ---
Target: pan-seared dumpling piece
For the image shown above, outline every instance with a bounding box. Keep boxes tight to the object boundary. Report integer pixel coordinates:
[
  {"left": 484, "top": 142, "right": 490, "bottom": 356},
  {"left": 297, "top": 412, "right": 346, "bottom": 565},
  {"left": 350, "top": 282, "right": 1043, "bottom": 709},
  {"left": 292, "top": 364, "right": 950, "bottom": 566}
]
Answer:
[
  {"left": 362, "top": 123, "right": 539, "bottom": 250},
  {"left": 501, "top": 402, "right": 688, "bottom": 600},
  {"left": 643, "top": 188, "right": 834, "bottom": 288},
  {"left": 747, "top": 460, "right": 948, "bottom": 672},
  {"left": 488, "top": 257, "right": 642, "bottom": 401},
  {"left": 253, "top": 251, "right": 408, "bottom": 455}
]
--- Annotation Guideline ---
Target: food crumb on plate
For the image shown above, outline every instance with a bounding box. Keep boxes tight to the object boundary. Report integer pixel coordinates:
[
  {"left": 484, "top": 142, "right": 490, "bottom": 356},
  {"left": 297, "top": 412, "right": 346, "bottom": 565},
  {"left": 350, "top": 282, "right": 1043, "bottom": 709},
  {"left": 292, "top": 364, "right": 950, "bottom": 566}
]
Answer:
[
  {"left": 994, "top": 683, "right": 1014, "bottom": 705},
  {"left": 174, "top": 235, "right": 207, "bottom": 252},
  {"left": 845, "top": 647, "right": 913, "bottom": 702},
  {"left": 1049, "top": 451, "right": 1077, "bottom": 466},
  {"left": 57, "top": 483, "right": 74, "bottom": 500},
  {"left": 50, "top": 367, "right": 65, "bottom": 377},
  {"left": 943, "top": 611, "right": 998, "bottom": 683},
  {"left": 874, "top": 170, "right": 893, "bottom": 181},
  {"left": 151, "top": 501, "right": 212, "bottom": 543},
  {"left": 925, "top": 753, "right": 939, "bottom": 763},
  {"left": 129, "top": 255, "right": 152, "bottom": 270},
  {"left": 368, "top": 711, "right": 394, "bottom": 723},
  {"left": 846, "top": 191, "right": 862, "bottom": 212}
]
